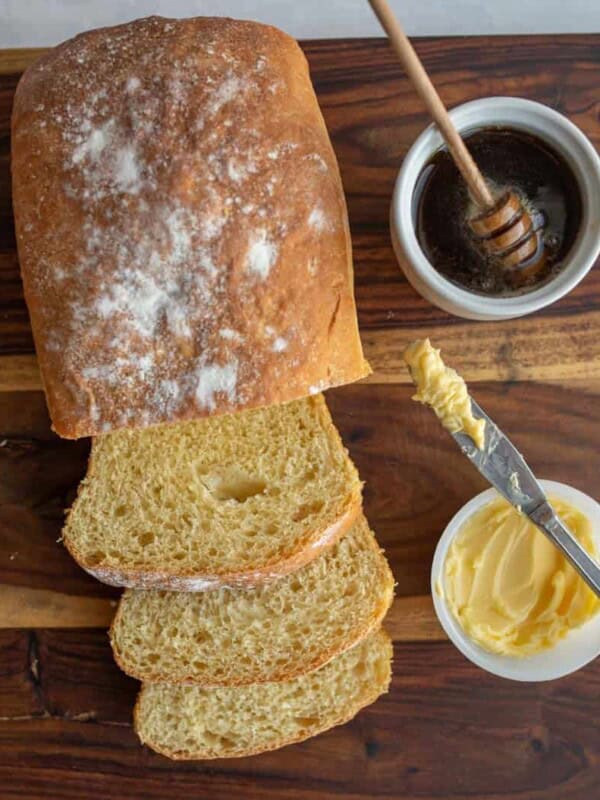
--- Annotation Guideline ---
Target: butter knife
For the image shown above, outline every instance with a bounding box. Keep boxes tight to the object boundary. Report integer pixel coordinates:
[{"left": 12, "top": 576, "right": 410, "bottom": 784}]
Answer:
[{"left": 450, "top": 398, "right": 600, "bottom": 597}]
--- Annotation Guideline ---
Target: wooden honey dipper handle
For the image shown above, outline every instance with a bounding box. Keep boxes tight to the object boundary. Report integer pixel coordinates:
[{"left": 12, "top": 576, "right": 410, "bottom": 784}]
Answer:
[{"left": 368, "top": 0, "right": 495, "bottom": 209}]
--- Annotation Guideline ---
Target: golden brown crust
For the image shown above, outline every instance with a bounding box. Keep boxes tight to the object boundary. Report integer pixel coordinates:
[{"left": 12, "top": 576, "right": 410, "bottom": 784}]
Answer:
[
  {"left": 133, "top": 630, "right": 393, "bottom": 760},
  {"left": 12, "top": 16, "right": 369, "bottom": 439},
  {"left": 109, "top": 530, "right": 394, "bottom": 685}
]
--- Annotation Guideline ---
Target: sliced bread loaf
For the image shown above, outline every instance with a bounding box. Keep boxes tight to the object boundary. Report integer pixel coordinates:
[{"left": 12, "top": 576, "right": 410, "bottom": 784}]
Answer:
[
  {"left": 135, "top": 629, "right": 392, "bottom": 759},
  {"left": 63, "top": 395, "right": 362, "bottom": 590},
  {"left": 111, "top": 515, "right": 394, "bottom": 685}
]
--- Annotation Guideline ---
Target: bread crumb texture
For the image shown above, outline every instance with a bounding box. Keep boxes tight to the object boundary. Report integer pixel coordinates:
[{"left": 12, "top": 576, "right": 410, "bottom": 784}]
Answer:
[
  {"left": 135, "top": 629, "right": 392, "bottom": 759},
  {"left": 63, "top": 395, "right": 362, "bottom": 586},
  {"left": 12, "top": 16, "right": 368, "bottom": 437},
  {"left": 111, "top": 515, "right": 394, "bottom": 684}
]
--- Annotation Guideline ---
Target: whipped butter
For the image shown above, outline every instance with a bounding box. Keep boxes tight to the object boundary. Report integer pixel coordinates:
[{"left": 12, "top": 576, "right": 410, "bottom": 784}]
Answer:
[
  {"left": 442, "top": 495, "right": 600, "bottom": 657},
  {"left": 403, "top": 339, "right": 485, "bottom": 449}
]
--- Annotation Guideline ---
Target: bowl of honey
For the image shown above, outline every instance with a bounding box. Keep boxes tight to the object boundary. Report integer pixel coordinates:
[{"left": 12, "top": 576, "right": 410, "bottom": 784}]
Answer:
[{"left": 390, "top": 97, "right": 600, "bottom": 320}]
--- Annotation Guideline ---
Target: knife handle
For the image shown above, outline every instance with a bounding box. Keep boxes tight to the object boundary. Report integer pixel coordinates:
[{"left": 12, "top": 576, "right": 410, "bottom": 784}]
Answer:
[{"left": 530, "top": 501, "right": 600, "bottom": 597}]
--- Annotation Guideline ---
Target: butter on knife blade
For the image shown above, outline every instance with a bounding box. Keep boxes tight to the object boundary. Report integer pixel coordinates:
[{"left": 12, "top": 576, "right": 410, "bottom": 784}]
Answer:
[{"left": 403, "top": 338, "right": 485, "bottom": 449}]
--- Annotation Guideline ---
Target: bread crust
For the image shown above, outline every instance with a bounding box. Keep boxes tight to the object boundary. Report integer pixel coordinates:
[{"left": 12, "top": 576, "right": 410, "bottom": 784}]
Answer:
[
  {"left": 12, "top": 15, "right": 369, "bottom": 439},
  {"left": 133, "top": 630, "right": 392, "bottom": 760},
  {"left": 109, "top": 528, "right": 394, "bottom": 685}
]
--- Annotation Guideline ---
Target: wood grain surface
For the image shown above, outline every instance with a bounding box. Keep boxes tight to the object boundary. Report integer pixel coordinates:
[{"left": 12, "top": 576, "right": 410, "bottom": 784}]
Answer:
[
  {"left": 0, "top": 33, "right": 599, "bottom": 800},
  {"left": 1, "top": 629, "right": 599, "bottom": 800}
]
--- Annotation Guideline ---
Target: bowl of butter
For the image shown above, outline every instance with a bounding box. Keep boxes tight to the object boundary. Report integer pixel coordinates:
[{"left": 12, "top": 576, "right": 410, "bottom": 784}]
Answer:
[{"left": 431, "top": 480, "right": 600, "bottom": 681}]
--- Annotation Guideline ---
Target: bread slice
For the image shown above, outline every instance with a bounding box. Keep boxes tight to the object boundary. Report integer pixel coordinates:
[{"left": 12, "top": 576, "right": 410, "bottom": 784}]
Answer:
[
  {"left": 63, "top": 395, "right": 362, "bottom": 590},
  {"left": 111, "top": 515, "right": 394, "bottom": 685},
  {"left": 134, "top": 629, "right": 392, "bottom": 759}
]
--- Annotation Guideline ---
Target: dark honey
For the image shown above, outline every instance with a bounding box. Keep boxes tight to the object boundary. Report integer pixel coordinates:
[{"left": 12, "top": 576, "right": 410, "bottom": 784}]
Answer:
[{"left": 414, "top": 127, "right": 583, "bottom": 296}]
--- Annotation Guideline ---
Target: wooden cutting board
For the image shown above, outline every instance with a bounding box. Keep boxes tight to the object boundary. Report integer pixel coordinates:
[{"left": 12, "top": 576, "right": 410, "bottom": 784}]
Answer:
[{"left": 1, "top": 35, "right": 600, "bottom": 800}]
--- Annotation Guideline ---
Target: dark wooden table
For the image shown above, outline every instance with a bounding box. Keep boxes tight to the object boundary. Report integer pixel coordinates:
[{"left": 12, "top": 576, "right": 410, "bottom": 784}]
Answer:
[{"left": 1, "top": 35, "right": 600, "bottom": 799}]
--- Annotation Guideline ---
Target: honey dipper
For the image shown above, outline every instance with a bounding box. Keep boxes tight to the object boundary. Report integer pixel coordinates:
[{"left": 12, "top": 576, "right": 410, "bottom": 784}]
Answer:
[{"left": 368, "top": 0, "right": 545, "bottom": 279}]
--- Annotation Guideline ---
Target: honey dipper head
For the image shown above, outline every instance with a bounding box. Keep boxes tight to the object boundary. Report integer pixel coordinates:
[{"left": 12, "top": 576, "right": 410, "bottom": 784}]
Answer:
[{"left": 468, "top": 191, "right": 547, "bottom": 284}]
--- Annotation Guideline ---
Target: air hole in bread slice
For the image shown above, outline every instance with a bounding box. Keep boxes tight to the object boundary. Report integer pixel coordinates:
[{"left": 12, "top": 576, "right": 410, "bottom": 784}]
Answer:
[
  {"left": 200, "top": 469, "right": 267, "bottom": 503},
  {"left": 87, "top": 551, "right": 106, "bottom": 565},
  {"left": 293, "top": 500, "right": 324, "bottom": 522},
  {"left": 201, "top": 732, "right": 235, "bottom": 750},
  {"left": 295, "top": 716, "right": 321, "bottom": 728}
]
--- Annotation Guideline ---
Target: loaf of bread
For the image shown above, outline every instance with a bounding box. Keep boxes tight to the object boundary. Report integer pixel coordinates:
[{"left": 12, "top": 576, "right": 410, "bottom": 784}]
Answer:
[
  {"left": 110, "top": 515, "right": 394, "bottom": 685},
  {"left": 63, "top": 395, "right": 362, "bottom": 589},
  {"left": 134, "top": 629, "right": 392, "bottom": 759},
  {"left": 11, "top": 16, "right": 369, "bottom": 438}
]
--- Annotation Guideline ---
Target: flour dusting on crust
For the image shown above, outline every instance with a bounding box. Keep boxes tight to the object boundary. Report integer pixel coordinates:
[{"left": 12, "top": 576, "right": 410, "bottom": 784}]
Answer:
[{"left": 11, "top": 16, "right": 363, "bottom": 437}]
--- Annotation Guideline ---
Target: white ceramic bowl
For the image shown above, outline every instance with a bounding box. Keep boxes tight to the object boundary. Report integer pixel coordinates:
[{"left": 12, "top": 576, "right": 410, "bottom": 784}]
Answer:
[
  {"left": 390, "top": 97, "right": 600, "bottom": 320},
  {"left": 431, "top": 480, "right": 600, "bottom": 681}
]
